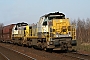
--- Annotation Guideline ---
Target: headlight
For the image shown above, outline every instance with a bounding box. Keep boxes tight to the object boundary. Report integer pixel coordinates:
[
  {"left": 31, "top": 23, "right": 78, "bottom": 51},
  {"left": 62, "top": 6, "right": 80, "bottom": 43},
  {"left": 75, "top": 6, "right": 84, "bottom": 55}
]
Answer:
[
  {"left": 69, "top": 35, "right": 71, "bottom": 36},
  {"left": 50, "top": 41, "right": 53, "bottom": 44}
]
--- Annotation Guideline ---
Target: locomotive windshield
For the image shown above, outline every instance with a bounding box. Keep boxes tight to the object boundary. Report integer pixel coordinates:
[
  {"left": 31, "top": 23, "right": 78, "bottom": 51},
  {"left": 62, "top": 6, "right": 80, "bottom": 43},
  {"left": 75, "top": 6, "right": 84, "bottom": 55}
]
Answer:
[
  {"left": 21, "top": 23, "right": 28, "bottom": 26},
  {"left": 43, "top": 12, "right": 65, "bottom": 20},
  {"left": 48, "top": 15, "right": 65, "bottom": 20},
  {"left": 17, "top": 22, "right": 28, "bottom": 27}
]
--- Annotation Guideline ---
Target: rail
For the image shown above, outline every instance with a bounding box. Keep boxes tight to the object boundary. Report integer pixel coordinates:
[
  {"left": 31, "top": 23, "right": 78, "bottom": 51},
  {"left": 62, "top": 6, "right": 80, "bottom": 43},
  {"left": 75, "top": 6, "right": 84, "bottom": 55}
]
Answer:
[{"left": 63, "top": 52, "right": 90, "bottom": 60}]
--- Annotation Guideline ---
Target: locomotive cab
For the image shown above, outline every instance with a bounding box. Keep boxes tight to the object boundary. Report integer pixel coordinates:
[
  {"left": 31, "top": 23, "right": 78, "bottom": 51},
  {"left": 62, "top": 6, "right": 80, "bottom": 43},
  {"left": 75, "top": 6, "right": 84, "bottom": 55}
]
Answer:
[{"left": 12, "top": 22, "right": 28, "bottom": 45}]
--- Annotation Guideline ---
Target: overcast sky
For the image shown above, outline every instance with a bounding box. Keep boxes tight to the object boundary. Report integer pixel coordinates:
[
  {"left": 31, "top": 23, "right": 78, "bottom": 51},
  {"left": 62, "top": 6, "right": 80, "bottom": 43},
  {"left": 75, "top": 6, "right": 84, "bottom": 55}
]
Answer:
[{"left": 0, "top": 0, "right": 90, "bottom": 25}]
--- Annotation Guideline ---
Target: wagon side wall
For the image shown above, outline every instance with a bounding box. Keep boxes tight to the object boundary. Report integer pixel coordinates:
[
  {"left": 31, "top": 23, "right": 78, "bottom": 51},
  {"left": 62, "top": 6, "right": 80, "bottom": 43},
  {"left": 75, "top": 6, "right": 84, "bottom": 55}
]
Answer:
[{"left": 2, "top": 24, "right": 15, "bottom": 42}]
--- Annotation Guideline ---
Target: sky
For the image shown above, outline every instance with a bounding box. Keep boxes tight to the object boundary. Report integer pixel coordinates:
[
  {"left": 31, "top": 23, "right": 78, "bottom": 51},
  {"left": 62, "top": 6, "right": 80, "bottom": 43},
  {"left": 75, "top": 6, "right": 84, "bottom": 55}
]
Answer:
[{"left": 0, "top": 0, "right": 90, "bottom": 25}]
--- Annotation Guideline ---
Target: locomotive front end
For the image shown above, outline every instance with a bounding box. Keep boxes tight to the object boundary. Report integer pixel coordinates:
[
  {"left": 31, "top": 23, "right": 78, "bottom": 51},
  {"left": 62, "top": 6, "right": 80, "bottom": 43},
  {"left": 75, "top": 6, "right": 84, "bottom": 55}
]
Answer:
[{"left": 40, "top": 12, "right": 76, "bottom": 50}]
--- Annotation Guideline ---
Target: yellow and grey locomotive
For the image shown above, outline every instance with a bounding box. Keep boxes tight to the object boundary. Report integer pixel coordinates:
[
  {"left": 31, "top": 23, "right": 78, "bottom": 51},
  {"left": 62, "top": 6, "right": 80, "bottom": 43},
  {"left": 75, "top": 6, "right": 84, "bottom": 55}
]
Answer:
[{"left": 23, "top": 12, "right": 76, "bottom": 50}]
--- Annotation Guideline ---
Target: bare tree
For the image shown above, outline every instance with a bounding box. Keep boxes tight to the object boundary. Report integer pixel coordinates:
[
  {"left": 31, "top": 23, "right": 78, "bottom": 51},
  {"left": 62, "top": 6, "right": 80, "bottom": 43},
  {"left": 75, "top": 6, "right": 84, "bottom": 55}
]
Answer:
[
  {"left": 73, "top": 18, "right": 90, "bottom": 44},
  {"left": 0, "top": 23, "right": 3, "bottom": 31}
]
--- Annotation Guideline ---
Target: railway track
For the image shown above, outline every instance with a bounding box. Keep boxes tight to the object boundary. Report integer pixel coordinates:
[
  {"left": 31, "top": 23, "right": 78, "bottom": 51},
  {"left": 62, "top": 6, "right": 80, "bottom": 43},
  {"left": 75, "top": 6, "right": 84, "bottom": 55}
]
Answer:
[
  {"left": 0, "top": 45, "right": 36, "bottom": 60},
  {"left": 0, "top": 43, "right": 78, "bottom": 60},
  {"left": 1, "top": 43, "right": 90, "bottom": 60},
  {"left": 0, "top": 52, "right": 9, "bottom": 60},
  {"left": 62, "top": 52, "right": 90, "bottom": 60}
]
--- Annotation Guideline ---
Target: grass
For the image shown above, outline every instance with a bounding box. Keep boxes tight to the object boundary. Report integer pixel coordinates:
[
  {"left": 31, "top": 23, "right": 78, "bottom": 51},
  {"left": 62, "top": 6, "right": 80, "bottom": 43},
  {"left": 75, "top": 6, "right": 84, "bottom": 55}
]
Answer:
[{"left": 74, "top": 40, "right": 90, "bottom": 52}]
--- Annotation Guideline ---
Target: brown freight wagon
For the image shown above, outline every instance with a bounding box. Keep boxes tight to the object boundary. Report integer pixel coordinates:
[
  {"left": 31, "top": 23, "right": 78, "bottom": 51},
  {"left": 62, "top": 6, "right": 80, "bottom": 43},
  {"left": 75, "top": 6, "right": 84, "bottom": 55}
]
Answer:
[{"left": 2, "top": 24, "right": 15, "bottom": 43}]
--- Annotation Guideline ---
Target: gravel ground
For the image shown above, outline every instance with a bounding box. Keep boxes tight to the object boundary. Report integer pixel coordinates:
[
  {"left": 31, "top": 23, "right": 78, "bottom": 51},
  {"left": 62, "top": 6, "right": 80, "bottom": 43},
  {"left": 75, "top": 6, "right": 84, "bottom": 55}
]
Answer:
[
  {"left": 0, "top": 43, "right": 83, "bottom": 60},
  {"left": 78, "top": 50, "right": 90, "bottom": 55},
  {"left": 0, "top": 53, "right": 8, "bottom": 60},
  {"left": 0, "top": 46, "right": 32, "bottom": 60}
]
